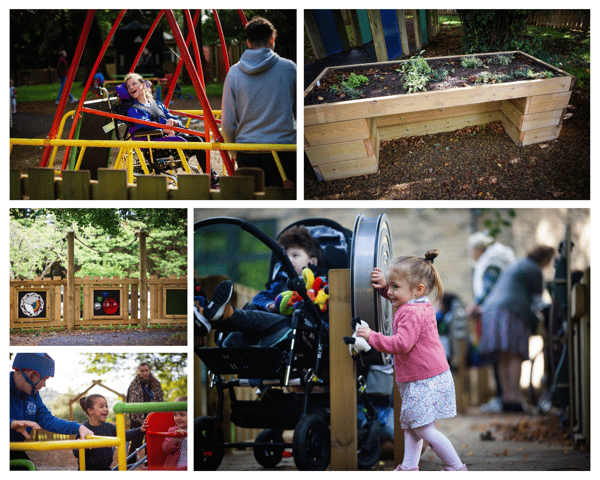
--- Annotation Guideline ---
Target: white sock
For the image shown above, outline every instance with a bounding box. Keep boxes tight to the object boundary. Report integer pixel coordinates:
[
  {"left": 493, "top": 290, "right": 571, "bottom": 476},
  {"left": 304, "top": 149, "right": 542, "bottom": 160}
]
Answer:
[
  {"left": 401, "top": 428, "right": 423, "bottom": 470},
  {"left": 413, "top": 422, "right": 462, "bottom": 469}
]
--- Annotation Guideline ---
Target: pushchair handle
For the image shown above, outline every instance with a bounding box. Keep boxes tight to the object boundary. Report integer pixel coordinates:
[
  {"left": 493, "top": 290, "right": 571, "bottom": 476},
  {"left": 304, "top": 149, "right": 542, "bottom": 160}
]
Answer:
[
  {"left": 194, "top": 217, "right": 322, "bottom": 324},
  {"left": 195, "top": 217, "right": 296, "bottom": 280}
]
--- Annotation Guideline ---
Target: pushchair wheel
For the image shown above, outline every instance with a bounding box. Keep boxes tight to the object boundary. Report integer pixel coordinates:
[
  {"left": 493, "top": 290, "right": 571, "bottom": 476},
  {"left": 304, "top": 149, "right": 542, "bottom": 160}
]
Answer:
[
  {"left": 253, "top": 429, "right": 285, "bottom": 468},
  {"left": 194, "top": 416, "right": 224, "bottom": 470},
  {"left": 357, "top": 427, "right": 381, "bottom": 470},
  {"left": 292, "top": 414, "right": 330, "bottom": 471}
]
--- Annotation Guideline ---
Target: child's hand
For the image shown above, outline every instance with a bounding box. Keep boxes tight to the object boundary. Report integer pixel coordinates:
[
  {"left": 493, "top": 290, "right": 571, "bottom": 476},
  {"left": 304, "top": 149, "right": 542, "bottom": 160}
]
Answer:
[
  {"left": 140, "top": 418, "right": 149, "bottom": 432},
  {"left": 356, "top": 324, "right": 372, "bottom": 342},
  {"left": 371, "top": 268, "right": 387, "bottom": 289}
]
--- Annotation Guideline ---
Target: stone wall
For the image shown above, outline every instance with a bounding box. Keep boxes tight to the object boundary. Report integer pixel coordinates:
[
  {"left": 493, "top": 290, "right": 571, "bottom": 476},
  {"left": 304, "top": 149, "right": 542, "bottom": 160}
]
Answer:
[{"left": 194, "top": 208, "right": 590, "bottom": 305}]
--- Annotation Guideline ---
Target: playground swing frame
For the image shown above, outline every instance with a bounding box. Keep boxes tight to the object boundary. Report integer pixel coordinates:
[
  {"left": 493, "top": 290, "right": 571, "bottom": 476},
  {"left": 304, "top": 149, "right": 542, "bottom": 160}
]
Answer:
[
  {"left": 9, "top": 400, "right": 187, "bottom": 472},
  {"left": 31, "top": 9, "right": 294, "bottom": 186}
]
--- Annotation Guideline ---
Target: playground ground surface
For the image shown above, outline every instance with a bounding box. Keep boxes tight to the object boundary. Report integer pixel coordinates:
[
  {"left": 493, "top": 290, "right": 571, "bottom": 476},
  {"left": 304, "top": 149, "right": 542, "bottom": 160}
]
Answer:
[
  {"left": 215, "top": 409, "right": 590, "bottom": 471},
  {"left": 9, "top": 326, "right": 187, "bottom": 346}
]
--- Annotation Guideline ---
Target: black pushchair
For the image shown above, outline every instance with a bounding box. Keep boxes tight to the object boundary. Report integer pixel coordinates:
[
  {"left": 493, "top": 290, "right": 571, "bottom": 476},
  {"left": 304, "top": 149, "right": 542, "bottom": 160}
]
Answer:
[{"left": 194, "top": 216, "right": 390, "bottom": 471}]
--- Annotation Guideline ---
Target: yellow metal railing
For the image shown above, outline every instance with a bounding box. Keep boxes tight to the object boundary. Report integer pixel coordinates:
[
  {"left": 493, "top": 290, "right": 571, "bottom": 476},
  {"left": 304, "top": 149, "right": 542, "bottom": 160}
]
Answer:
[{"left": 10, "top": 401, "right": 187, "bottom": 471}]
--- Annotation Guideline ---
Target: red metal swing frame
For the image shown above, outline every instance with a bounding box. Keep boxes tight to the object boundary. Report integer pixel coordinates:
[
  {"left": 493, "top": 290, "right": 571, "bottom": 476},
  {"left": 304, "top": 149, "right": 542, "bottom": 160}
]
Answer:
[{"left": 41, "top": 9, "right": 247, "bottom": 177}]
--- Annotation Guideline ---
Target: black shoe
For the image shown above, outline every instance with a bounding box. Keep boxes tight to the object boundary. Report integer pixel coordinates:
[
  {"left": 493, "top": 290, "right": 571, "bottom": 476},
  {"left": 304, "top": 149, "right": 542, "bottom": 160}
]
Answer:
[
  {"left": 210, "top": 168, "right": 220, "bottom": 189},
  {"left": 502, "top": 401, "right": 526, "bottom": 413},
  {"left": 203, "top": 280, "right": 233, "bottom": 321}
]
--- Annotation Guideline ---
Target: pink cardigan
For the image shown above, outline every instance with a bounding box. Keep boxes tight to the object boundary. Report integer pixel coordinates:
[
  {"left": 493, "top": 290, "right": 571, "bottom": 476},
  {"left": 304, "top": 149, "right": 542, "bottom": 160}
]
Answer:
[{"left": 368, "top": 302, "right": 449, "bottom": 382}]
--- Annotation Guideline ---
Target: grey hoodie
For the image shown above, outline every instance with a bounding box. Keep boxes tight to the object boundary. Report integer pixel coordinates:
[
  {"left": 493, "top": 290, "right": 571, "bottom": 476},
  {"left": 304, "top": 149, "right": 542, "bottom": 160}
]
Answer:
[{"left": 221, "top": 48, "right": 296, "bottom": 145}]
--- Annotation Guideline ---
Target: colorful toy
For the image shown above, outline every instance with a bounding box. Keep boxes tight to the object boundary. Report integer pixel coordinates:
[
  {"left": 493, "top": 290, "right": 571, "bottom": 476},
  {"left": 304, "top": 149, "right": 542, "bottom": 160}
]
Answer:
[{"left": 343, "top": 317, "right": 372, "bottom": 356}]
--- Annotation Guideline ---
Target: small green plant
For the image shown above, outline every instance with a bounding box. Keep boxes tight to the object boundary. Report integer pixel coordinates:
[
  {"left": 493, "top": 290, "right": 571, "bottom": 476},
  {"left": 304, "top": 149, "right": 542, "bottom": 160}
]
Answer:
[
  {"left": 474, "top": 72, "right": 511, "bottom": 84},
  {"left": 461, "top": 56, "right": 485, "bottom": 68},
  {"left": 431, "top": 68, "right": 450, "bottom": 82},
  {"left": 330, "top": 73, "right": 369, "bottom": 99},
  {"left": 397, "top": 51, "right": 432, "bottom": 93},
  {"left": 487, "top": 54, "right": 513, "bottom": 66}
]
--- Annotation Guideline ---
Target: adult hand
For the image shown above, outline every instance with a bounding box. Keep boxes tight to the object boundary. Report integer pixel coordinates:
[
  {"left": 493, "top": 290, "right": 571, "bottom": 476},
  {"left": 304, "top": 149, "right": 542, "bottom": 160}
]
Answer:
[
  {"left": 79, "top": 424, "right": 94, "bottom": 439},
  {"left": 11, "top": 420, "right": 41, "bottom": 439}
]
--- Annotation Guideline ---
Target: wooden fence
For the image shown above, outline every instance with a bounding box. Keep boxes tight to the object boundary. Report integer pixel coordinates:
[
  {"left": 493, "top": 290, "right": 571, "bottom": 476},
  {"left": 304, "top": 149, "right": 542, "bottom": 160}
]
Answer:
[
  {"left": 10, "top": 275, "right": 187, "bottom": 330},
  {"left": 10, "top": 168, "right": 296, "bottom": 201},
  {"left": 529, "top": 10, "right": 590, "bottom": 31}
]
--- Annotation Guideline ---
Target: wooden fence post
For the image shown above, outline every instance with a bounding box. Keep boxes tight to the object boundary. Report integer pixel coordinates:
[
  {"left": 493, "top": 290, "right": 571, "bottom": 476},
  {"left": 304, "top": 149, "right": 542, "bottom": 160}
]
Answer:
[
  {"left": 328, "top": 269, "right": 357, "bottom": 470},
  {"left": 138, "top": 230, "right": 148, "bottom": 329},
  {"left": 66, "top": 230, "right": 75, "bottom": 330}
]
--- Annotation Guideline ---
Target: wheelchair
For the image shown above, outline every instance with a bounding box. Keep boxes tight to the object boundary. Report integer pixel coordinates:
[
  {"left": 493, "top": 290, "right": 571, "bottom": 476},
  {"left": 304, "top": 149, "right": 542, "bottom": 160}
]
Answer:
[{"left": 195, "top": 215, "right": 394, "bottom": 470}]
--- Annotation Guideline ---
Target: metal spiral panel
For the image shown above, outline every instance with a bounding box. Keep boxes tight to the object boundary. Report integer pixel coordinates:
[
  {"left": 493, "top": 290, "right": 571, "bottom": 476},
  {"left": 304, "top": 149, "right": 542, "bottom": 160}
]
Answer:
[{"left": 350, "top": 214, "right": 394, "bottom": 366}]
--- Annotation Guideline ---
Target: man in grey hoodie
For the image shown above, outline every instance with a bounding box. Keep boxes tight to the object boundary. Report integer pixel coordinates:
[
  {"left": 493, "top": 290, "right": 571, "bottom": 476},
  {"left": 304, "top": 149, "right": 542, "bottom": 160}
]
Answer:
[{"left": 221, "top": 16, "right": 296, "bottom": 187}]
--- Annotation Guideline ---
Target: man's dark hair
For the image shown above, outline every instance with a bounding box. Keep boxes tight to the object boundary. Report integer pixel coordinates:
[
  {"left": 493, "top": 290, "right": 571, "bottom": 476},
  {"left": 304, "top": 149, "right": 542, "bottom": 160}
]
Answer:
[
  {"left": 277, "top": 225, "right": 322, "bottom": 265},
  {"left": 246, "top": 16, "right": 277, "bottom": 47}
]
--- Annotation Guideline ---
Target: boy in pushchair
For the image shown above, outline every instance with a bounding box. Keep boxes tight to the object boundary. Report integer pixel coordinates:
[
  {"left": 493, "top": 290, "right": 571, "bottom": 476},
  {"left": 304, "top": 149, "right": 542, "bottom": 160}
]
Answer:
[{"left": 195, "top": 225, "right": 326, "bottom": 346}]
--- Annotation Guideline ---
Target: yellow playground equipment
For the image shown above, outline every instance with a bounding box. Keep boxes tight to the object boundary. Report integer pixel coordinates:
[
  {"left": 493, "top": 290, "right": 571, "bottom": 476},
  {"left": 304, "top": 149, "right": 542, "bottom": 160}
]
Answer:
[
  {"left": 9, "top": 9, "right": 296, "bottom": 197},
  {"left": 9, "top": 401, "right": 187, "bottom": 471}
]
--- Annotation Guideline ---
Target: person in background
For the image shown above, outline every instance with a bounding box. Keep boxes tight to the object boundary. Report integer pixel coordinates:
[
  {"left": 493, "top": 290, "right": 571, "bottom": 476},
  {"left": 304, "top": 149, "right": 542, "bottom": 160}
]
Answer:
[
  {"left": 55, "top": 50, "right": 78, "bottom": 104},
  {"left": 466, "top": 232, "right": 516, "bottom": 412},
  {"left": 479, "top": 245, "right": 555, "bottom": 413},
  {"left": 126, "top": 362, "right": 164, "bottom": 466},
  {"left": 221, "top": 16, "right": 296, "bottom": 188}
]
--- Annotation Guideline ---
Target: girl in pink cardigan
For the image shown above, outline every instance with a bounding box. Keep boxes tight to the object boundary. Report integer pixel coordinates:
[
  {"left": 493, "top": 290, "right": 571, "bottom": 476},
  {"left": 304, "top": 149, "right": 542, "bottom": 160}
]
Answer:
[{"left": 357, "top": 251, "right": 467, "bottom": 471}]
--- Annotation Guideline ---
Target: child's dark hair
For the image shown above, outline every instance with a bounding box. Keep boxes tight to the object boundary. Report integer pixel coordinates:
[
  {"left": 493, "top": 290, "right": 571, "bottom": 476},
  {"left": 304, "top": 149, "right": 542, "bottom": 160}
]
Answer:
[
  {"left": 386, "top": 250, "right": 443, "bottom": 303},
  {"left": 80, "top": 394, "right": 106, "bottom": 415},
  {"left": 277, "top": 225, "right": 323, "bottom": 265},
  {"left": 246, "top": 16, "right": 277, "bottom": 47}
]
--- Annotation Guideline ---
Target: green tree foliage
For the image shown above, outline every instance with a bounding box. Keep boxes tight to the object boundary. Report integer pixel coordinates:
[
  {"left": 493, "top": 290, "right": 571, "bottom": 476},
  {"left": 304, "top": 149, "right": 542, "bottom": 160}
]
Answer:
[
  {"left": 80, "top": 353, "right": 187, "bottom": 401},
  {"left": 10, "top": 209, "right": 186, "bottom": 279},
  {"left": 458, "top": 10, "right": 530, "bottom": 53}
]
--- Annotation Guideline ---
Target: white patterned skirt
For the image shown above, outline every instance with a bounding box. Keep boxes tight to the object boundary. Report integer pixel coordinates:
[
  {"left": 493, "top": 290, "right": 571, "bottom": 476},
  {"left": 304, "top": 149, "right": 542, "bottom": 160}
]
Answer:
[{"left": 396, "top": 369, "right": 457, "bottom": 429}]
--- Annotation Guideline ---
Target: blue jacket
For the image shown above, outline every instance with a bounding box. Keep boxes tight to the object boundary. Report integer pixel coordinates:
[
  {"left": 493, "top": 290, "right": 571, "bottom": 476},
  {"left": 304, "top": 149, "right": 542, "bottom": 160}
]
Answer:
[
  {"left": 10, "top": 372, "right": 81, "bottom": 442},
  {"left": 126, "top": 100, "right": 181, "bottom": 132}
]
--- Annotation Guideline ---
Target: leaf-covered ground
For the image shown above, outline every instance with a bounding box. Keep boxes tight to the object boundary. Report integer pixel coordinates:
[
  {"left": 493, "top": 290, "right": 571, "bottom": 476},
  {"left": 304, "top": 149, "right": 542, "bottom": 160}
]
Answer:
[
  {"left": 9, "top": 327, "right": 187, "bottom": 346},
  {"left": 304, "top": 23, "right": 590, "bottom": 201}
]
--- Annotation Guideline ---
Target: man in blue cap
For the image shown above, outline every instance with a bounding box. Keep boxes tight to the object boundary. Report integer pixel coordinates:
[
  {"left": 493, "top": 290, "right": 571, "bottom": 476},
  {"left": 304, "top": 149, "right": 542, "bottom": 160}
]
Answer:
[{"left": 10, "top": 353, "right": 94, "bottom": 468}]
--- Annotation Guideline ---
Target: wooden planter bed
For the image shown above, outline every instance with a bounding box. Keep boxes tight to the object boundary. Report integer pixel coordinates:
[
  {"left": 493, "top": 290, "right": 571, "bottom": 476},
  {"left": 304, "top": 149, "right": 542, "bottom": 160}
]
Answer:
[{"left": 304, "top": 51, "right": 575, "bottom": 181}]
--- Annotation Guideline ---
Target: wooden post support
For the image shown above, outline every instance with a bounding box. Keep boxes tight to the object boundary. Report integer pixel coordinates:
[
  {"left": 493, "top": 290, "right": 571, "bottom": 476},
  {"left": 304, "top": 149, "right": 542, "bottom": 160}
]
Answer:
[
  {"left": 367, "top": 10, "right": 388, "bottom": 62},
  {"left": 328, "top": 269, "right": 357, "bottom": 470},
  {"left": 393, "top": 382, "right": 404, "bottom": 467},
  {"left": 456, "top": 337, "right": 468, "bottom": 414},
  {"left": 304, "top": 10, "right": 327, "bottom": 60},
  {"left": 396, "top": 10, "right": 410, "bottom": 57},
  {"left": 138, "top": 230, "right": 148, "bottom": 329},
  {"left": 349, "top": 10, "right": 363, "bottom": 47},
  {"left": 332, "top": 10, "right": 351, "bottom": 52},
  {"left": 413, "top": 10, "right": 422, "bottom": 51},
  {"left": 66, "top": 230, "right": 75, "bottom": 330}
]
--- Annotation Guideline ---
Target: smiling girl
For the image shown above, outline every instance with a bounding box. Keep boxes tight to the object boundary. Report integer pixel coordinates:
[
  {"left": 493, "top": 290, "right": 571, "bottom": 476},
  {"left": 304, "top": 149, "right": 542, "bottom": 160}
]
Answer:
[
  {"left": 357, "top": 251, "right": 467, "bottom": 471},
  {"left": 73, "top": 394, "right": 147, "bottom": 470}
]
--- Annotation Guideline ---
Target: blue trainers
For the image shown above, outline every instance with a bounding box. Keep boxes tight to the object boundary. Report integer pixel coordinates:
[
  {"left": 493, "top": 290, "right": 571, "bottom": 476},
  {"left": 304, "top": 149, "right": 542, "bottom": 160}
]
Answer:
[{"left": 203, "top": 280, "right": 234, "bottom": 321}]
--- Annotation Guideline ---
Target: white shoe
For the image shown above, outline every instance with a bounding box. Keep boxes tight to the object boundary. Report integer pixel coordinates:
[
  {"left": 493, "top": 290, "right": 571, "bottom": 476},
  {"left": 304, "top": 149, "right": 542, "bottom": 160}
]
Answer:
[{"left": 479, "top": 396, "right": 503, "bottom": 413}]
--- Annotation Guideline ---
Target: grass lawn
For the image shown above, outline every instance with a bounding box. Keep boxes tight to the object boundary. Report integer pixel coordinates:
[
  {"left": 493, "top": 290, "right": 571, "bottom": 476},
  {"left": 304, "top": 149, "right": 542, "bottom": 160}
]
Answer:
[{"left": 14, "top": 82, "right": 224, "bottom": 103}]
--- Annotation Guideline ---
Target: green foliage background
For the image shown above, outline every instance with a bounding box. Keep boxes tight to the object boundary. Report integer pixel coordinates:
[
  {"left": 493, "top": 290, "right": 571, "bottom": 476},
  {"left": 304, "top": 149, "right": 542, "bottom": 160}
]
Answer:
[{"left": 10, "top": 209, "right": 187, "bottom": 280}]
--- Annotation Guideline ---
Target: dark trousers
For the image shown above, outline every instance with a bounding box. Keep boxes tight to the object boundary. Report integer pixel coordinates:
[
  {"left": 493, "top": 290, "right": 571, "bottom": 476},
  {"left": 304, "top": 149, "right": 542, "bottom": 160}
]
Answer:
[
  {"left": 236, "top": 152, "right": 296, "bottom": 187},
  {"left": 127, "top": 419, "right": 146, "bottom": 465}
]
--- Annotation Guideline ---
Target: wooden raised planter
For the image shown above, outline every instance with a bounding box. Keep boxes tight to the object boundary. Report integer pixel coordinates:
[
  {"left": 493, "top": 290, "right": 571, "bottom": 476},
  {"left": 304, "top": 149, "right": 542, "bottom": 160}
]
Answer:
[{"left": 304, "top": 51, "right": 575, "bottom": 181}]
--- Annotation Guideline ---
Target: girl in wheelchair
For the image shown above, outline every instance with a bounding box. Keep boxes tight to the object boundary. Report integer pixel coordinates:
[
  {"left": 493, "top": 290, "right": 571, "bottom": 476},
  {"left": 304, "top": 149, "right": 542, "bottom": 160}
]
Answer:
[{"left": 122, "top": 73, "right": 219, "bottom": 187}]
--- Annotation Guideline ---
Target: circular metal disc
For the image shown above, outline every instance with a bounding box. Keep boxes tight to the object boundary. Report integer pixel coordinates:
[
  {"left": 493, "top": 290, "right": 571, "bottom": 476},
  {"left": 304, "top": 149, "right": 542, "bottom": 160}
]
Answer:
[{"left": 350, "top": 214, "right": 393, "bottom": 365}]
